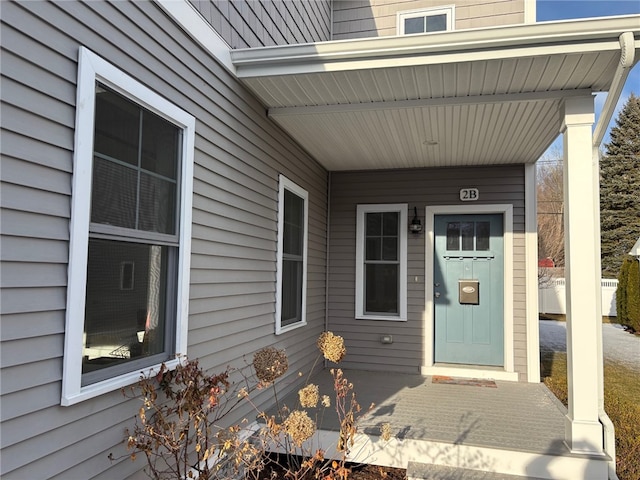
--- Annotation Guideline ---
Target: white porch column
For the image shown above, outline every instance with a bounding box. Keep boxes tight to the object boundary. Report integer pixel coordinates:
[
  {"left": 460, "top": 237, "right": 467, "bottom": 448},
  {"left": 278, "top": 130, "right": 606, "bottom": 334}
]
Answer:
[{"left": 561, "top": 96, "right": 604, "bottom": 455}]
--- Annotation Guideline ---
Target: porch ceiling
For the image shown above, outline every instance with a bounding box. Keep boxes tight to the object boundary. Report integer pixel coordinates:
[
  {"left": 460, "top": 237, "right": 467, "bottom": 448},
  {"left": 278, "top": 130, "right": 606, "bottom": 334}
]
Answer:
[{"left": 231, "top": 16, "right": 640, "bottom": 171}]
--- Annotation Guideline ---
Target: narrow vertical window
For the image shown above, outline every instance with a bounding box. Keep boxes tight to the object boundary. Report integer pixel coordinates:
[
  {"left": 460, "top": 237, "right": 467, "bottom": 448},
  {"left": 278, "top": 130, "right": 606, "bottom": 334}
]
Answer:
[
  {"left": 276, "top": 175, "right": 308, "bottom": 333},
  {"left": 356, "top": 204, "right": 407, "bottom": 321}
]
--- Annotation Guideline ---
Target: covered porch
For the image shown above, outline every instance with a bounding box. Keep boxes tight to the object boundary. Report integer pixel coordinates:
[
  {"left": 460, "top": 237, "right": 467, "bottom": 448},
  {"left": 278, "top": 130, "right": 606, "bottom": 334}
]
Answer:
[
  {"left": 231, "top": 15, "right": 640, "bottom": 474},
  {"left": 273, "top": 369, "right": 607, "bottom": 479}
]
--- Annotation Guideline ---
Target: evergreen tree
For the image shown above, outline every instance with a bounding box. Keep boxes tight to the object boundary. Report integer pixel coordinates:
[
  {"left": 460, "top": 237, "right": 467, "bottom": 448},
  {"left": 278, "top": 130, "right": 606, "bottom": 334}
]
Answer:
[
  {"left": 600, "top": 93, "right": 640, "bottom": 278},
  {"left": 627, "top": 259, "right": 640, "bottom": 332},
  {"left": 617, "top": 256, "right": 631, "bottom": 324}
]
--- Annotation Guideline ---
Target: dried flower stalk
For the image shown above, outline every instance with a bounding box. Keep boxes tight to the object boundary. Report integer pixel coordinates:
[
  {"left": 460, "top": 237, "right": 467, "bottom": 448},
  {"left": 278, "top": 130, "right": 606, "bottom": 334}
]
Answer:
[
  {"left": 380, "top": 423, "right": 392, "bottom": 441},
  {"left": 284, "top": 410, "right": 316, "bottom": 447},
  {"left": 253, "top": 347, "right": 288, "bottom": 383},
  {"left": 298, "top": 384, "right": 319, "bottom": 408},
  {"left": 317, "top": 331, "right": 346, "bottom": 363}
]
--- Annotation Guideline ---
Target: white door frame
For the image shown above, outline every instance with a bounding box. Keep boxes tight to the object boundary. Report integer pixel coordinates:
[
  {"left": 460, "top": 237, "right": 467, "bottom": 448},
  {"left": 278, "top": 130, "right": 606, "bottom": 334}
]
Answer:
[{"left": 422, "top": 204, "right": 518, "bottom": 381}]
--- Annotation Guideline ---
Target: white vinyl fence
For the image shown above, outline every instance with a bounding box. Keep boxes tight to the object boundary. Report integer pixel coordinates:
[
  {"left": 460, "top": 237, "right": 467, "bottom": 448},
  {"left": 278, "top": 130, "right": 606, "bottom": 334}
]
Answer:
[{"left": 538, "top": 278, "right": 619, "bottom": 316}]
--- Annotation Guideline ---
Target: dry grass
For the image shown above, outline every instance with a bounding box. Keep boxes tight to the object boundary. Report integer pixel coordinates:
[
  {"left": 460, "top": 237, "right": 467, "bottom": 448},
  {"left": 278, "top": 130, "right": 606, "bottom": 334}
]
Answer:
[{"left": 540, "top": 351, "right": 640, "bottom": 480}]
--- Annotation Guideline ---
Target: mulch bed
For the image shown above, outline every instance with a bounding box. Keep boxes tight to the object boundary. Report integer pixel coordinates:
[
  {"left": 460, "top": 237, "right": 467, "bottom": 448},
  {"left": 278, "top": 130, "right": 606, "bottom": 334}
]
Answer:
[
  {"left": 255, "top": 454, "right": 407, "bottom": 479},
  {"left": 347, "top": 464, "right": 407, "bottom": 479}
]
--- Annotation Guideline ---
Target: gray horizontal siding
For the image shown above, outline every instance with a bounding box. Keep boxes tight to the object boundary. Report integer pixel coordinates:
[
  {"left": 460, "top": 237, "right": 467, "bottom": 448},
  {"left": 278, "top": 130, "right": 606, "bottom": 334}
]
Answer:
[
  {"left": 332, "top": 0, "right": 526, "bottom": 40},
  {"left": 1, "top": 0, "right": 327, "bottom": 478},
  {"left": 327, "top": 166, "right": 526, "bottom": 375},
  {"left": 190, "top": 0, "right": 332, "bottom": 48}
]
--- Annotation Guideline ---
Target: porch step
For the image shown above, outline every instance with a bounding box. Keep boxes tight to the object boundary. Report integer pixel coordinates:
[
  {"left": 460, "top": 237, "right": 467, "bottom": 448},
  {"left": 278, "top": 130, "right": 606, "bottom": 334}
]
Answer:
[{"left": 407, "top": 461, "right": 544, "bottom": 480}]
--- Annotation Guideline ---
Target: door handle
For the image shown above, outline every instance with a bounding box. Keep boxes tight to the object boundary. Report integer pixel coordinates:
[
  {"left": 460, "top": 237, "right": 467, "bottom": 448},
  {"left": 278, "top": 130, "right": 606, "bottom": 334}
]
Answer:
[{"left": 435, "top": 292, "right": 441, "bottom": 298}]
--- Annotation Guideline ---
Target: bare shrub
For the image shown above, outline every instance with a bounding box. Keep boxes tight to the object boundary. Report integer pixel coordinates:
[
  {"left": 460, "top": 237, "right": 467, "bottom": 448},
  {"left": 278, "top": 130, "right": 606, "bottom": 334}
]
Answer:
[{"left": 112, "top": 332, "right": 386, "bottom": 479}]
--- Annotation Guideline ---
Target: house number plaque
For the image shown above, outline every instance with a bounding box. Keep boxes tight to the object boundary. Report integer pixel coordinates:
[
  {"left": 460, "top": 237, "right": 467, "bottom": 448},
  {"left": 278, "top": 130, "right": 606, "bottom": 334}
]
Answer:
[{"left": 460, "top": 188, "right": 479, "bottom": 201}]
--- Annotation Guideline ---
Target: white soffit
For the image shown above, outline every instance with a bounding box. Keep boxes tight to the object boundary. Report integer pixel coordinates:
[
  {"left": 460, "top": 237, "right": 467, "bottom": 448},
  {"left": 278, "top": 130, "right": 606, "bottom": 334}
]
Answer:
[{"left": 231, "top": 16, "right": 640, "bottom": 171}]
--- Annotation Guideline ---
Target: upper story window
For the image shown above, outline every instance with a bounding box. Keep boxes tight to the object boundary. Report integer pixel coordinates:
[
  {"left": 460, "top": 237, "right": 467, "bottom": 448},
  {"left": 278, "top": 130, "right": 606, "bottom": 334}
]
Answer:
[
  {"left": 62, "top": 47, "right": 195, "bottom": 405},
  {"left": 275, "top": 175, "right": 309, "bottom": 334},
  {"left": 356, "top": 204, "right": 407, "bottom": 321},
  {"left": 398, "top": 6, "right": 454, "bottom": 35}
]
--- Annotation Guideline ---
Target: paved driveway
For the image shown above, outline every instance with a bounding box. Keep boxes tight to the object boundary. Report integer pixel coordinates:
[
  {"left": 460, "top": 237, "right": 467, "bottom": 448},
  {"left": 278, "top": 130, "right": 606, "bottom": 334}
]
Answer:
[{"left": 539, "top": 320, "right": 640, "bottom": 372}]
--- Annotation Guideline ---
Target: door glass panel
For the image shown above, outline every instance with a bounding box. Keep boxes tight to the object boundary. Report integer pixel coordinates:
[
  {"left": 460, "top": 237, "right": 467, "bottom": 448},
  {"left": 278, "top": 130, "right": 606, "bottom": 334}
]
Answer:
[
  {"left": 446, "top": 222, "right": 460, "bottom": 250},
  {"left": 461, "top": 222, "right": 474, "bottom": 250},
  {"left": 476, "top": 222, "right": 490, "bottom": 250}
]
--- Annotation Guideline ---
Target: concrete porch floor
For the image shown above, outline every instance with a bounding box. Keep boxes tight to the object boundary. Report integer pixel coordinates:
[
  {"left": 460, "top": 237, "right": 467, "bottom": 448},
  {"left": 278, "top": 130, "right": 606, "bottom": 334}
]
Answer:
[{"left": 271, "top": 369, "right": 610, "bottom": 479}]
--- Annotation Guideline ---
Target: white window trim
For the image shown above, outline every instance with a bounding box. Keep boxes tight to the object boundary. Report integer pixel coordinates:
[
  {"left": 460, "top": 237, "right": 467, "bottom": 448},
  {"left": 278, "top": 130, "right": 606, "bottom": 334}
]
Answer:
[
  {"left": 355, "top": 204, "right": 408, "bottom": 321},
  {"left": 61, "top": 47, "right": 195, "bottom": 406},
  {"left": 275, "top": 175, "right": 309, "bottom": 335},
  {"left": 397, "top": 5, "right": 455, "bottom": 35}
]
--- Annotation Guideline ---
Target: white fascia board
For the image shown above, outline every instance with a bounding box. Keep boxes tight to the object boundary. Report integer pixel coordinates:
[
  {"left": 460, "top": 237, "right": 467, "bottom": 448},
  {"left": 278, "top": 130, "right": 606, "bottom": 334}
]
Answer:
[
  {"left": 156, "top": 0, "right": 235, "bottom": 74},
  {"left": 524, "top": 0, "right": 536, "bottom": 24},
  {"left": 231, "top": 15, "right": 640, "bottom": 77}
]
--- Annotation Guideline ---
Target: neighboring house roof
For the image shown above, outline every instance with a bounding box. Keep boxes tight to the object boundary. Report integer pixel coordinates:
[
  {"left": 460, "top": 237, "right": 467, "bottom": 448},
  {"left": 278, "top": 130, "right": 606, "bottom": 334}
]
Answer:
[
  {"left": 230, "top": 15, "right": 640, "bottom": 171},
  {"left": 630, "top": 237, "right": 640, "bottom": 257}
]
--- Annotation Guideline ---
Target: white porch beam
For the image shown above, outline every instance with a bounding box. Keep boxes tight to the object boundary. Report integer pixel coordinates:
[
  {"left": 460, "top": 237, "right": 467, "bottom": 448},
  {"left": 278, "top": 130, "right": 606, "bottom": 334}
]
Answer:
[
  {"left": 268, "top": 89, "right": 589, "bottom": 118},
  {"left": 561, "top": 96, "right": 604, "bottom": 455}
]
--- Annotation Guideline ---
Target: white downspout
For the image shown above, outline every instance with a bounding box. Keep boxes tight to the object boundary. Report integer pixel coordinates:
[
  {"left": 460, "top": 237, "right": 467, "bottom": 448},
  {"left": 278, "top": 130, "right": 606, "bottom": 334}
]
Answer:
[
  {"left": 593, "top": 32, "right": 635, "bottom": 146},
  {"left": 591, "top": 31, "right": 635, "bottom": 480}
]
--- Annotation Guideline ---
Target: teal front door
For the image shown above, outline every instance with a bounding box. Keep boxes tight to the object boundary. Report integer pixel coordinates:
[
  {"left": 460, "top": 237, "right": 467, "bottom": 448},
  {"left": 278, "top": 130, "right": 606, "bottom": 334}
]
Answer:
[{"left": 434, "top": 214, "right": 504, "bottom": 366}]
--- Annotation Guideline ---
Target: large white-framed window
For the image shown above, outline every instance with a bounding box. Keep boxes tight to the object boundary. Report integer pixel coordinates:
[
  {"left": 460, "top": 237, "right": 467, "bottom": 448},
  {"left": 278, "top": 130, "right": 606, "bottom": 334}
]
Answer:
[
  {"left": 62, "top": 47, "right": 195, "bottom": 406},
  {"left": 356, "top": 204, "right": 407, "bottom": 321},
  {"left": 275, "top": 175, "right": 309, "bottom": 334},
  {"left": 397, "top": 6, "right": 454, "bottom": 35}
]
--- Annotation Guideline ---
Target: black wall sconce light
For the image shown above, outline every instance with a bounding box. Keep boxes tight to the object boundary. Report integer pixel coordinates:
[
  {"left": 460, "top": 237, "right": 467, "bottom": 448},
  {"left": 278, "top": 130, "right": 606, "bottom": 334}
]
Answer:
[{"left": 410, "top": 206, "right": 423, "bottom": 234}]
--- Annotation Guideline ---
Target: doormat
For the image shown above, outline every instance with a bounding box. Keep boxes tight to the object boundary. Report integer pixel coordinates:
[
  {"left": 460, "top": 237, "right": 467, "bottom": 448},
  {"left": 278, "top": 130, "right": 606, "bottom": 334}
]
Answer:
[{"left": 432, "top": 375, "right": 497, "bottom": 388}]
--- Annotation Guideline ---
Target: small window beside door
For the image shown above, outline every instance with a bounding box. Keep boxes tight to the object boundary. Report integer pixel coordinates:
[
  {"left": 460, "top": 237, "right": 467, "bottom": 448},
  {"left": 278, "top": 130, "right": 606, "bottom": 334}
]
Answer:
[
  {"left": 356, "top": 204, "right": 408, "bottom": 321},
  {"left": 398, "top": 6, "right": 454, "bottom": 35}
]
